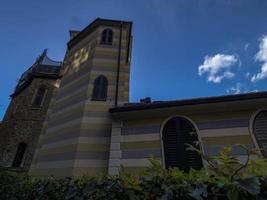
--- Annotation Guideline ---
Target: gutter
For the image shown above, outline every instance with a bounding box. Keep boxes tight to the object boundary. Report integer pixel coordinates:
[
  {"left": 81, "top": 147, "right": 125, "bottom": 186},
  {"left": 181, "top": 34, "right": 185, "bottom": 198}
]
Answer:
[{"left": 110, "top": 92, "right": 267, "bottom": 113}]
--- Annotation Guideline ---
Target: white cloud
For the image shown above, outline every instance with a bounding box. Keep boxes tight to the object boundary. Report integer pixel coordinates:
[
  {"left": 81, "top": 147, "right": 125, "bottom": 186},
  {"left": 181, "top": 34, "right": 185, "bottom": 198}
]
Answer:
[
  {"left": 251, "top": 35, "right": 267, "bottom": 82},
  {"left": 226, "top": 83, "right": 242, "bottom": 94},
  {"left": 198, "top": 54, "right": 239, "bottom": 83},
  {"left": 244, "top": 43, "right": 249, "bottom": 51},
  {"left": 245, "top": 72, "right": 250, "bottom": 78},
  {"left": 227, "top": 83, "right": 259, "bottom": 94}
]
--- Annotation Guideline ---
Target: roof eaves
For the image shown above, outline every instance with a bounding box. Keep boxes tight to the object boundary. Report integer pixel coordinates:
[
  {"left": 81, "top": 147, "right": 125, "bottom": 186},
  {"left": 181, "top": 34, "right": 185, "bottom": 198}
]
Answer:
[
  {"left": 67, "top": 18, "right": 132, "bottom": 49},
  {"left": 109, "top": 92, "right": 267, "bottom": 113}
]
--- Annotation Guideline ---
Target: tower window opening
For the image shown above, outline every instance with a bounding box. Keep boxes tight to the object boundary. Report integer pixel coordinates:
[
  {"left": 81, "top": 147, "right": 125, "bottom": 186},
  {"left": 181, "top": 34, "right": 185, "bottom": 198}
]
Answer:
[
  {"left": 12, "top": 142, "right": 27, "bottom": 168},
  {"left": 32, "top": 85, "right": 46, "bottom": 107},
  {"left": 92, "top": 75, "right": 108, "bottom": 101},
  {"left": 101, "top": 29, "right": 113, "bottom": 45}
]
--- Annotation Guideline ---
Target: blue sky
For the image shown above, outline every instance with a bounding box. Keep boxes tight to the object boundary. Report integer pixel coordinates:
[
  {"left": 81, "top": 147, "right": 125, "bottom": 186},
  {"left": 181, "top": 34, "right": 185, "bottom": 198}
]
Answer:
[{"left": 1, "top": 0, "right": 267, "bottom": 119}]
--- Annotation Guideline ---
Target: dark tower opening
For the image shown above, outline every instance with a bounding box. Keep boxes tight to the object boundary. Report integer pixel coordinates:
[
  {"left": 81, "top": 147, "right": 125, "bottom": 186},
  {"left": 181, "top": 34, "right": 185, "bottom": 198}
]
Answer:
[
  {"left": 162, "top": 117, "right": 203, "bottom": 171},
  {"left": 32, "top": 85, "right": 46, "bottom": 107},
  {"left": 12, "top": 142, "right": 27, "bottom": 168},
  {"left": 101, "top": 28, "right": 113, "bottom": 45},
  {"left": 92, "top": 75, "right": 108, "bottom": 101}
]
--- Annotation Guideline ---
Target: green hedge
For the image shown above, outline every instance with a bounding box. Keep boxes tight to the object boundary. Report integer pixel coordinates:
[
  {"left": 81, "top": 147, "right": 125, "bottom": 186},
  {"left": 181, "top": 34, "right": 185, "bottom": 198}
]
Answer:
[{"left": 1, "top": 146, "right": 267, "bottom": 200}]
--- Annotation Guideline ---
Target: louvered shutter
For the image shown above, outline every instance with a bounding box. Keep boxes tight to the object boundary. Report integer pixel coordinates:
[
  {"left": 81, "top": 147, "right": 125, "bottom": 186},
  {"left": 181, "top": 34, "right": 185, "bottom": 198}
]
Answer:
[
  {"left": 253, "top": 111, "right": 267, "bottom": 157},
  {"left": 163, "top": 119, "right": 179, "bottom": 169},
  {"left": 162, "top": 117, "right": 203, "bottom": 171}
]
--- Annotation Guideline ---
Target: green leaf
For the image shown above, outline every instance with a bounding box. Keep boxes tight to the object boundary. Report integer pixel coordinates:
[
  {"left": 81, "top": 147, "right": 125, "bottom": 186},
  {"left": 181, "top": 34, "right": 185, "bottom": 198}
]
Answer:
[
  {"left": 227, "top": 185, "right": 239, "bottom": 200},
  {"left": 238, "top": 176, "right": 260, "bottom": 195}
]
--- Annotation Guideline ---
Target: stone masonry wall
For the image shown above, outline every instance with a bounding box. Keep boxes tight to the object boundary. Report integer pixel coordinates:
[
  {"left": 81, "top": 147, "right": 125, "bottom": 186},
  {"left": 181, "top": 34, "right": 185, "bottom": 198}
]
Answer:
[{"left": 0, "top": 78, "right": 59, "bottom": 171}]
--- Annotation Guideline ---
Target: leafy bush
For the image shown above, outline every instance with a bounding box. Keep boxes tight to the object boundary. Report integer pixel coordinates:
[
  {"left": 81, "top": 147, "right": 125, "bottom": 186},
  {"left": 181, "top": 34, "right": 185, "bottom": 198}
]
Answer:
[{"left": 0, "top": 146, "right": 267, "bottom": 200}]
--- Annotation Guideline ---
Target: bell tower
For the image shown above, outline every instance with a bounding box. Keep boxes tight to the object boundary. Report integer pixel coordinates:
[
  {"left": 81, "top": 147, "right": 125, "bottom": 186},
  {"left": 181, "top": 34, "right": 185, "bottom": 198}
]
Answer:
[{"left": 30, "top": 18, "right": 132, "bottom": 176}]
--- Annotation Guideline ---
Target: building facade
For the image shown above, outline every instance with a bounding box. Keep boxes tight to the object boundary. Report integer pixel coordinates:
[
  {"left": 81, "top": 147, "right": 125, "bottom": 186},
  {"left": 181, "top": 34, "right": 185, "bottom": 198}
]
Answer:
[
  {"left": 108, "top": 94, "right": 267, "bottom": 175},
  {"left": 1, "top": 18, "right": 267, "bottom": 177},
  {"left": 30, "top": 19, "right": 132, "bottom": 176},
  {"left": 0, "top": 50, "right": 61, "bottom": 171}
]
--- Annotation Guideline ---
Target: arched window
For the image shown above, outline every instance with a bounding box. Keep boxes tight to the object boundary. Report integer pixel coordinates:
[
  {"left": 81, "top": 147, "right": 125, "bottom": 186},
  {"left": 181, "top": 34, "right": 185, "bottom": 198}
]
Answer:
[
  {"left": 92, "top": 75, "right": 108, "bottom": 101},
  {"left": 162, "top": 117, "right": 203, "bottom": 171},
  {"left": 101, "top": 29, "right": 113, "bottom": 45},
  {"left": 253, "top": 110, "right": 267, "bottom": 157},
  {"left": 32, "top": 85, "right": 46, "bottom": 107},
  {"left": 12, "top": 142, "right": 27, "bottom": 168}
]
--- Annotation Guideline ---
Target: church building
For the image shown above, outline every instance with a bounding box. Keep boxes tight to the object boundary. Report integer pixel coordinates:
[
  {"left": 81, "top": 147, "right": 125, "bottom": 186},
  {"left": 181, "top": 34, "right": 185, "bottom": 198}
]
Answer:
[{"left": 1, "top": 18, "right": 267, "bottom": 177}]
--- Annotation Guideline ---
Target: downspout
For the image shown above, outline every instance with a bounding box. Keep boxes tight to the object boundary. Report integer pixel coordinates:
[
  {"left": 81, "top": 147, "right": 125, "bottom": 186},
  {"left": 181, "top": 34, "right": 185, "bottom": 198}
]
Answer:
[
  {"left": 126, "top": 23, "right": 132, "bottom": 64},
  {"left": 115, "top": 22, "right": 123, "bottom": 107}
]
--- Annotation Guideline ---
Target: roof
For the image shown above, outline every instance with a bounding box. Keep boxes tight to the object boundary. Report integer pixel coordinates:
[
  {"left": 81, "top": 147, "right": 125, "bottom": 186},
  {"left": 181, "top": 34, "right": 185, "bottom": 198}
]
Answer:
[
  {"left": 109, "top": 92, "right": 267, "bottom": 113},
  {"left": 11, "top": 49, "right": 62, "bottom": 97},
  {"left": 67, "top": 18, "right": 132, "bottom": 49}
]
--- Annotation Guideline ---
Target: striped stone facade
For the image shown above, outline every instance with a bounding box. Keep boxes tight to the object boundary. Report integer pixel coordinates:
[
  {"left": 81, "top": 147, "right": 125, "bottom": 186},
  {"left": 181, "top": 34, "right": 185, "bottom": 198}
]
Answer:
[
  {"left": 25, "top": 18, "right": 267, "bottom": 177},
  {"left": 30, "top": 19, "right": 132, "bottom": 176},
  {"left": 109, "top": 98, "right": 267, "bottom": 175}
]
